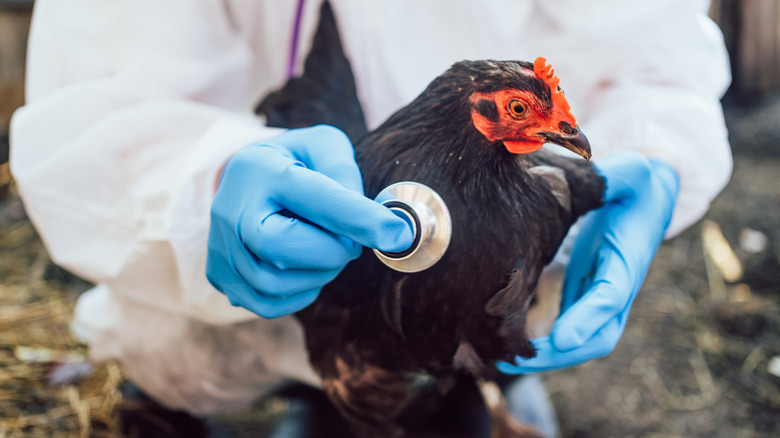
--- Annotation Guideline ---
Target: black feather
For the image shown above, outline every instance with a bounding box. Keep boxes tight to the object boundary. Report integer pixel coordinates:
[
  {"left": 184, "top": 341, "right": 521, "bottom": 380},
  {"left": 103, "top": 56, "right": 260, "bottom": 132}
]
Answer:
[{"left": 476, "top": 98, "right": 500, "bottom": 122}]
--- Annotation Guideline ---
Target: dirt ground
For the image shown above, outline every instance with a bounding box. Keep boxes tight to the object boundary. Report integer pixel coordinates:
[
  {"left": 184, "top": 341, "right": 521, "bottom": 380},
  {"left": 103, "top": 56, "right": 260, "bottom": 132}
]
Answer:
[{"left": 1, "top": 94, "right": 779, "bottom": 437}]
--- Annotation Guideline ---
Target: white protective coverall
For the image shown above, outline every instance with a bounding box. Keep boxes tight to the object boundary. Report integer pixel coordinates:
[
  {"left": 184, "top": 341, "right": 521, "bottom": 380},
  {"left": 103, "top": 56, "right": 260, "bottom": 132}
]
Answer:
[{"left": 11, "top": 0, "right": 731, "bottom": 414}]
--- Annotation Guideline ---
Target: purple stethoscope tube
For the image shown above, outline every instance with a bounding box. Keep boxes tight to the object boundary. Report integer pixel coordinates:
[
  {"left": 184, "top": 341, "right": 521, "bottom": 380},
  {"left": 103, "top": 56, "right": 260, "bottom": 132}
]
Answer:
[{"left": 287, "top": 0, "right": 306, "bottom": 79}]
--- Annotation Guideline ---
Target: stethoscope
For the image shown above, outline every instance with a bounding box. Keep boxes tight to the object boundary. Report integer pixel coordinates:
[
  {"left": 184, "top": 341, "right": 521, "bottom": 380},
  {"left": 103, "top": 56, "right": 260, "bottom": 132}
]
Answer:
[{"left": 287, "top": 0, "right": 451, "bottom": 273}]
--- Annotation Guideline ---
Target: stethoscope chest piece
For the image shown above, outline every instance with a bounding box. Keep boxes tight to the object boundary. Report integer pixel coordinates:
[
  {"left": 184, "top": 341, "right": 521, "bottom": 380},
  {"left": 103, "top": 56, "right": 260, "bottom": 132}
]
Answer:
[{"left": 374, "top": 182, "right": 452, "bottom": 273}]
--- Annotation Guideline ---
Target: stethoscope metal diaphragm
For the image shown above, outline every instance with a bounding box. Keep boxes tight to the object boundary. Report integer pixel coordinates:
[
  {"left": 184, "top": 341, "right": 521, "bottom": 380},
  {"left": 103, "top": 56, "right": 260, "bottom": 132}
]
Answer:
[{"left": 373, "top": 182, "right": 452, "bottom": 273}]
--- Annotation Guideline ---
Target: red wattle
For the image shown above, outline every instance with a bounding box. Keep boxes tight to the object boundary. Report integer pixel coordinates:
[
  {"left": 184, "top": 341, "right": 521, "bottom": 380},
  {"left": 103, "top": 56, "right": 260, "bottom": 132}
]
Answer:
[{"left": 503, "top": 140, "right": 544, "bottom": 155}]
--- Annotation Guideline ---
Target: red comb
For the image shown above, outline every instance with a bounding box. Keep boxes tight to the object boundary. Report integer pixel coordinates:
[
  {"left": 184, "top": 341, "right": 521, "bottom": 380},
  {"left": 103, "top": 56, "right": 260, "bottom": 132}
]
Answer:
[
  {"left": 533, "top": 57, "right": 574, "bottom": 121},
  {"left": 534, "top": 57, "right": 560, "bottom": 92}
]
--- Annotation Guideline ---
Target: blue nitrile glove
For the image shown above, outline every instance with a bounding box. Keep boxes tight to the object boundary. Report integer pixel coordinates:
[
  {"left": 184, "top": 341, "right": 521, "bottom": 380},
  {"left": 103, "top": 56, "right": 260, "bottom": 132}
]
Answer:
[
  {"left": 498, "top": 150, "right": 679, "bottom": 374},
  {"left": 206, "top": 125, "right": 414, "bottom": 318}
]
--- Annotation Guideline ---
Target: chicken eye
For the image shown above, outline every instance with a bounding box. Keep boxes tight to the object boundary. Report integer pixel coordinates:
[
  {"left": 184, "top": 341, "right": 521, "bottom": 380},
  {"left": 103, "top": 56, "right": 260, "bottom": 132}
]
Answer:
[{"left": 508, "top": 100, "right": 527, "bottom": 117}]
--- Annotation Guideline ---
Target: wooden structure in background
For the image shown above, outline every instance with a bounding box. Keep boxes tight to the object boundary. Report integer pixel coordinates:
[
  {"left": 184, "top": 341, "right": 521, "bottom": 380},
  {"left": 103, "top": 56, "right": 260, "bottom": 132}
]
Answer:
[
  {"left": 711, "top": 0, "right": 780, "bottom": 100},
  {"left": 0, "top": 1, "right": 33, "bottom": 163},
  {"left": 0, "top": 3, "right": 32, "bottom": 129}
]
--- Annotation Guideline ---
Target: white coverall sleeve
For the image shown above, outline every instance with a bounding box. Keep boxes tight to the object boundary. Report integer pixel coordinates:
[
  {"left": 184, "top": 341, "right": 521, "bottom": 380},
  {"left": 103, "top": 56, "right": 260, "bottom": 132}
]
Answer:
[
  {"left": 529, "top": 0, "right": 733, "bottom": 237},
  {"left": 10, "top": 0, "right": 282, "bottom": 324}
]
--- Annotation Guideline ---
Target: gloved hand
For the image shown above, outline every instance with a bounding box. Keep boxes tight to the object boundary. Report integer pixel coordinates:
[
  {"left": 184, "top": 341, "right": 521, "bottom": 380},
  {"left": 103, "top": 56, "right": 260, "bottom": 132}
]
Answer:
[
  {"left": 207, "top": 125, "right": 414, "bottom": 318},
  {"left": 498, "top": 150, "right": 679, "bottom": 373}
]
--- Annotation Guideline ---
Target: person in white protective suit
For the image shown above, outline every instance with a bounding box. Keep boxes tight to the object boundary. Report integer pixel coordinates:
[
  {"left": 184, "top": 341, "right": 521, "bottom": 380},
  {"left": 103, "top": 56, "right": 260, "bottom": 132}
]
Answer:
[{"left": 10, "top": 0, "right": 732, "bottom": 436}]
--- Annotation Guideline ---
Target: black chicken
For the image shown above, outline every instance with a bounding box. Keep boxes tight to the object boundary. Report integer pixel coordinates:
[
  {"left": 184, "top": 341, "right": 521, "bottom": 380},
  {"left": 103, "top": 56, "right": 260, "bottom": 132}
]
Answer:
[{"left": 257, "top": 3, "right": 605, "bottom": 437}]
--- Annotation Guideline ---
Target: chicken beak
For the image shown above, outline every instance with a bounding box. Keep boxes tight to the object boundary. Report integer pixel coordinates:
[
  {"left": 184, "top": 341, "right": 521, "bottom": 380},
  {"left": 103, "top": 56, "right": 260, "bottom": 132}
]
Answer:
[{"left": 541, "top": 126, "right": 592, "bottom": 161}]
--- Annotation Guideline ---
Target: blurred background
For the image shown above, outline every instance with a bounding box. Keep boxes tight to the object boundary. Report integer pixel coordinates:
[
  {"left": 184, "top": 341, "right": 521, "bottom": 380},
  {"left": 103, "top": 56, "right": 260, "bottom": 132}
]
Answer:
[{"left": 1, "top": 1, "right": 778, "bottom": 437}]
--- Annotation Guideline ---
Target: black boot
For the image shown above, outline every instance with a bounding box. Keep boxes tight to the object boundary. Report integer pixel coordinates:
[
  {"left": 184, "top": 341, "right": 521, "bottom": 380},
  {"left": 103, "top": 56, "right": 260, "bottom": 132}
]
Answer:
[
  {"left": 265, "top": 383, "right": 355, "bottom": 438},
  {"left": 117, "top": 382, "right": 210, "bottom": 438}
]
